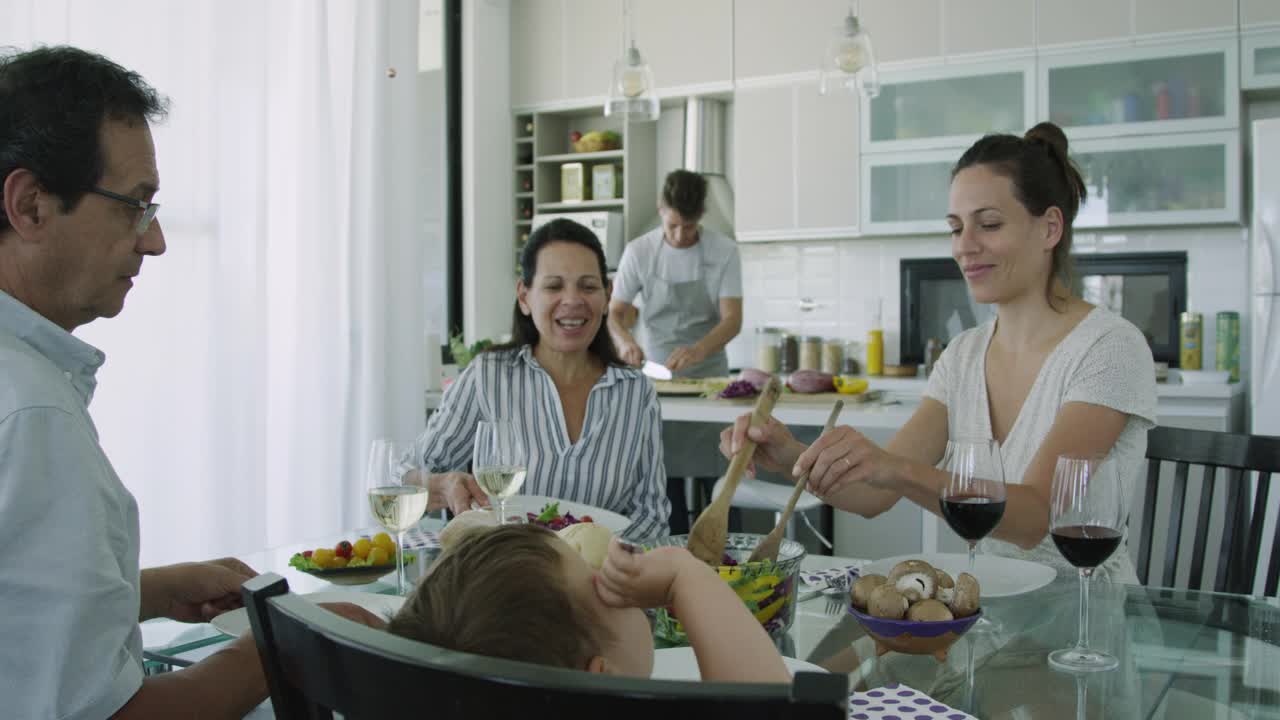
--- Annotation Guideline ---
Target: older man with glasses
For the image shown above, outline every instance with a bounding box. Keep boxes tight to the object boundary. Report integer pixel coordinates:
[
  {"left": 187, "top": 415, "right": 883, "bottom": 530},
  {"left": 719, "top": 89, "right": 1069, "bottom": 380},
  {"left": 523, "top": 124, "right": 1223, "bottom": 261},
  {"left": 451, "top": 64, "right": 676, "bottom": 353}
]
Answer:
[{"left": 0, "top": 46, "right": 377, "bottom": 719}]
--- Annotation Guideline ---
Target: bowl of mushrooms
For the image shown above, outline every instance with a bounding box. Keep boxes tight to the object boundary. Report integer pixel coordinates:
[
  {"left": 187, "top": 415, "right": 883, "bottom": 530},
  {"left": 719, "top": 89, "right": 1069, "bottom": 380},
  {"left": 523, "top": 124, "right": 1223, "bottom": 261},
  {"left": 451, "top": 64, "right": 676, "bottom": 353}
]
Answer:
[{"left": 847, "top": 558, "right": 982, "bottom": 661}]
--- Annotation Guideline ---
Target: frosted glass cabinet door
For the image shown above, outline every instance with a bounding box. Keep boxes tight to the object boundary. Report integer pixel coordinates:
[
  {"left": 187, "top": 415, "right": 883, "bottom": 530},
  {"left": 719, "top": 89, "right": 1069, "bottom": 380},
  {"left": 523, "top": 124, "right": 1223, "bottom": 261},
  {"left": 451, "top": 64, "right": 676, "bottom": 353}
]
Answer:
[
  {"left": 1040, "top": 38, "right": 1238, "bottom": 139},
  {"left": 861, "top": 149, "right": 956, "bottom": 235},
  {"left": 1071, "top": 132, "right": 1241, "bottom": 228},
  {"left": 863, "top": 59, "right": 1034, "bottom": 153},
  {"left": 1244, "top": 32, "right": 1280, "bottom": 90}
]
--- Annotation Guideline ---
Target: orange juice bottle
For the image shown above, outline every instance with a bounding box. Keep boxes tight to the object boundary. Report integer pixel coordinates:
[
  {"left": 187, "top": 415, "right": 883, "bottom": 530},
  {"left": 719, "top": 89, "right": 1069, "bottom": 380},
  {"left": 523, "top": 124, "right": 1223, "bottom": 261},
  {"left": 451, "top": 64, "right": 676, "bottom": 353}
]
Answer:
[{"left": 866, "top": 329, "right": 884, "bottom": 376}]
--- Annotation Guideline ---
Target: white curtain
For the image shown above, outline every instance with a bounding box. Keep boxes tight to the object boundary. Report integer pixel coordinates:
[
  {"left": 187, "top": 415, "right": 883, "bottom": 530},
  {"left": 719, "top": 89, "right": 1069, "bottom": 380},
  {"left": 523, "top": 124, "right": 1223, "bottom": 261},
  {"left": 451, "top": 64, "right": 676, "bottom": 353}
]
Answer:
[{"left": 1, "top": 0, "right": 443, "bottom": 567}]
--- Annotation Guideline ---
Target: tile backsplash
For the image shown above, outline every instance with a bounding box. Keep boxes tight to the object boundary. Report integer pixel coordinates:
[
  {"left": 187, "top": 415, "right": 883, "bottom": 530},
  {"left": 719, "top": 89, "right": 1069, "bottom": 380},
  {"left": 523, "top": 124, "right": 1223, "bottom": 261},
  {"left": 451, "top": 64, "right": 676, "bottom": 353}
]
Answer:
[{"left": 728, "top": 226, "right": 1250, "bottom": 376}]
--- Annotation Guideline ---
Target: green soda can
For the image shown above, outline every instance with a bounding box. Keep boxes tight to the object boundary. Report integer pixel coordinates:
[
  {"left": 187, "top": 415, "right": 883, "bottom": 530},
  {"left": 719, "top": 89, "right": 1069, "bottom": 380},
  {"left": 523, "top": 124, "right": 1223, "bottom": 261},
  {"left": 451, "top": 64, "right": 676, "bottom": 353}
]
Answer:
[{"left": 1216, "top": 311, "right": 1240, "bottom": 382}]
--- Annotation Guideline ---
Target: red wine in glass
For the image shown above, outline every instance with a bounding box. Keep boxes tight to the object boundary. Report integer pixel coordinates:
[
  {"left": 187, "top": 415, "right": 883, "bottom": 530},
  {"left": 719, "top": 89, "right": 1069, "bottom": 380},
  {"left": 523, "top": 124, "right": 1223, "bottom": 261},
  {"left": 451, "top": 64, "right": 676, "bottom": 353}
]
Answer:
[
  {"left": 1051, "top": 525, "right": 1122, "bottom": 568},
  {"left": 940, "top": 495, "right": 1007, "bottom": 541}
]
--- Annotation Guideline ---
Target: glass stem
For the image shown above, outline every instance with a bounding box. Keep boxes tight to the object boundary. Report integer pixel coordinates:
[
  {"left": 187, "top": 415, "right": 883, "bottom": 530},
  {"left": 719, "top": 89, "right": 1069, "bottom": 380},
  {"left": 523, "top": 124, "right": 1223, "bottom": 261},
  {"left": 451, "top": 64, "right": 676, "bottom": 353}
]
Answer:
[
  {"left": 497, "top": 497, "right": 506, "bottom": 525},
  {"left": 1076, "top": 568, "right": 1091, "bottom": 651},
  {"left": 396, "top": 530, "right": 406, "bottom": 595},
  {"left": 968, "top": 541, "right": 977, "bottom": 575}
]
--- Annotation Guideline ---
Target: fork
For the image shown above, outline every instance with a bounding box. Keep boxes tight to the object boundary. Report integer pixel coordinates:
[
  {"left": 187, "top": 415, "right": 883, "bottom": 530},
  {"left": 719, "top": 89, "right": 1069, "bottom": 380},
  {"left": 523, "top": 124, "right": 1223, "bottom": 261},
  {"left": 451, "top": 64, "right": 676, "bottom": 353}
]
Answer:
[{"left": 824, "top": 592, "right": 849, "bottom": 616}]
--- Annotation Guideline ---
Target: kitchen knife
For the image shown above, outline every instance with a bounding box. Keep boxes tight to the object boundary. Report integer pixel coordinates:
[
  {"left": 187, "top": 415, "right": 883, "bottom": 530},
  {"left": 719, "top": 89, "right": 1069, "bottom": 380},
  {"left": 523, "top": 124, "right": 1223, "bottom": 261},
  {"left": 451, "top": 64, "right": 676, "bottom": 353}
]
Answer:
[{"left": 642, "top": 360, "right": 673, "bottom": 380}]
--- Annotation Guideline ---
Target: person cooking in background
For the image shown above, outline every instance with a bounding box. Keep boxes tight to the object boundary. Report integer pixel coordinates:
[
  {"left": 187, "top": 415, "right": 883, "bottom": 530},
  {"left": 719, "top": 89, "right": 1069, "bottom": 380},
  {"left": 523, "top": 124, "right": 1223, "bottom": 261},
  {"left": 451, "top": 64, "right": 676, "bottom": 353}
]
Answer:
[{"left": 608, "top": 169, "right": 743, "bottom": 378}]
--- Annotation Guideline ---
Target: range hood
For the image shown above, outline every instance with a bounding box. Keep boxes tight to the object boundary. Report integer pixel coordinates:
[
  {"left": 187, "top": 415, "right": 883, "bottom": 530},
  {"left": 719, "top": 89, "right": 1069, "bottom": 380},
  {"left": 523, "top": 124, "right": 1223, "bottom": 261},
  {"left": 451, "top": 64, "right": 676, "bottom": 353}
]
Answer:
[
  {"left": 645, "top": 97, "right": 735, "bottom": 238},
  {"left": 682, "top": 97, "right": 735, "bottom": 236}
]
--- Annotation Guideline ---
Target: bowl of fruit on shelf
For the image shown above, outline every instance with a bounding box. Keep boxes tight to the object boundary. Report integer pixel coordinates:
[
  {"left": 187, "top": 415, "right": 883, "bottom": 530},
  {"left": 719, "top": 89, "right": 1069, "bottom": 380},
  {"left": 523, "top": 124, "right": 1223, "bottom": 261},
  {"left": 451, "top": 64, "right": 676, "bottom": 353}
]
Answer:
[{"left": 288, "top": 532, "right": 415, "bottom": 586}]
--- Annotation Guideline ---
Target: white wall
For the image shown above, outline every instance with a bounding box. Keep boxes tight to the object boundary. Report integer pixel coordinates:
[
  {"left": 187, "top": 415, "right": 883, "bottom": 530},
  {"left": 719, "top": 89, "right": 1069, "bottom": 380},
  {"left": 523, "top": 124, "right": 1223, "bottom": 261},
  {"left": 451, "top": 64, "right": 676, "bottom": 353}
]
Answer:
[{"left": 462, "top": 0, "right": 515, "bottom": 344}]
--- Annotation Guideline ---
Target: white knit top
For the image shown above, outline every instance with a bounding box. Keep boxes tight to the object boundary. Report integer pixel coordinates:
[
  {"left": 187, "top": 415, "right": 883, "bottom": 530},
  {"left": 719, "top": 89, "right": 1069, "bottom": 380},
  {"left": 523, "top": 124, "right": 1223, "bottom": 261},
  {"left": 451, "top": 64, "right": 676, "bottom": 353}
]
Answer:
[{"left": 924, "top": 307, "right": 1158, "bottom": 582}]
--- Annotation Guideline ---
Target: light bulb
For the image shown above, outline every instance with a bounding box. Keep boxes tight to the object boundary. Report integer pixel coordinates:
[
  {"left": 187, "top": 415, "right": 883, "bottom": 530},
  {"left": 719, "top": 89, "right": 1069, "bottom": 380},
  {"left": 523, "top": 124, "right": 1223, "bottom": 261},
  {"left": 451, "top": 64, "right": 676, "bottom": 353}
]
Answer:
[
  {"left": 834, "top": 41, "right": 866, "bottom": 74},
  {"left": 620, "top": 67, "right": 647, "bottom": 98}
]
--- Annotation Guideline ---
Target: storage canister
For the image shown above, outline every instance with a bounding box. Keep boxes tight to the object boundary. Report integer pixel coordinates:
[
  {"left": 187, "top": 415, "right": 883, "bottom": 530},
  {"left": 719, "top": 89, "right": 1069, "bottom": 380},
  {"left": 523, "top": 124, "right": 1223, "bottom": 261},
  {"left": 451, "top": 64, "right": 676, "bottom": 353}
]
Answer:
[
  {"left": 799, "top": 336, "right": 822, "bottom": 371},
  {"left": 778, "top": 333, "right": 799, "bottom": 374},
  {"left": 1216, "top": 311, "right": 1240, "bottom": 382},
  {"left": 755, "top": 328, "right": 781, "bottom": 373},
  {"left": 821, "top": 339, "right": 844, "bottom": 375},
  {"left": 1179, "top": 312, "right": 1202, "bottom": 370}
]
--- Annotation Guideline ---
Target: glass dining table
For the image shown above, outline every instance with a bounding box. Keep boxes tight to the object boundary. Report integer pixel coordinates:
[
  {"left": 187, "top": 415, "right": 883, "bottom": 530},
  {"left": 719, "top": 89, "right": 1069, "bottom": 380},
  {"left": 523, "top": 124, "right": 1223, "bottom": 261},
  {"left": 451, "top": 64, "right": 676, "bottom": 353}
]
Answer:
[{"left": 142, "top": 522, "right": 1280, "bottom": 719}]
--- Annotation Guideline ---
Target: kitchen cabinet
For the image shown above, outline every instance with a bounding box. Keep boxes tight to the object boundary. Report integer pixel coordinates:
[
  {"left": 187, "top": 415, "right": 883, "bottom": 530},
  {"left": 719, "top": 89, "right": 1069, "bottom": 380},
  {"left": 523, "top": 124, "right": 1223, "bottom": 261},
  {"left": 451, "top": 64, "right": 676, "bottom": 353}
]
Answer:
[
  {"left": 1071, "top": 131, "right": 1241, "bottom": 228},
  {"left": 562, "top": 0, "right": 621, "bottom": 101},
  {"left": 858, "top": 0, "right": 943, "bottom": 64},
  {"left": 1038, "top": 36, "right": 1238, "bottom": 140},
  {"left": 941, "top": 0, "right": 1033, "bottom": 56},
  {"left": 1133, "top": 0, "right": 1236, "bottom": 37},
  {"left": 1244, "top": 31, "right": 1280, "bottom": 90},
  {"left": 1242, "top": 0, "right": 1280, "bottom": 29},
  {"left": 1035, "top": 0, "right": 1131, "bottom": 47},
  {"left": 732, "top": 0, "right": 849, "bottom": 81},
  {"left": 862, "top": 57, "right": 1034, "bottom": 154},
  {"left": 510, "top": 0, "right": 566, "bottom": 108},
  {"left": 632, "top": 0, "right": 733, "bottom": 92},
  {"left": 733, "top": 82, "right": 860, "bottom": 241},
  {"left": 860, "top": 148, "right": 954, "bottom": 236}
]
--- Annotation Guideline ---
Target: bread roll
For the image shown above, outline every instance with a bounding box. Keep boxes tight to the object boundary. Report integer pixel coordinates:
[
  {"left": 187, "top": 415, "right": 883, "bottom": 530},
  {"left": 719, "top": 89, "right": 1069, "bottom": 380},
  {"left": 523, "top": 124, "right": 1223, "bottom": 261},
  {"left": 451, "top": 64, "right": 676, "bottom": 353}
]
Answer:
[
  {"left": 438, "top": 508, "right": 498, "bottom": 550},
  {"left": 556, "top": 523, "right": 614, "bottom": 569}
]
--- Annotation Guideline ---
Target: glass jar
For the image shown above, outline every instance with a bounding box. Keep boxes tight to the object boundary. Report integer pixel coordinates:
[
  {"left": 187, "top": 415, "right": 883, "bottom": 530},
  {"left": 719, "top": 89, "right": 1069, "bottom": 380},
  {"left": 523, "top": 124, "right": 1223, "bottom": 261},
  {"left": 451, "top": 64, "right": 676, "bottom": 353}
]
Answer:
[
  {"left": 842, "top": 340, "right": 861, "bottom": 375},
  {"left": 778, "top": 333, "right": 799, "bottom": 374},
  {"left": 799, "top": 336, "right": 822, "bottom": 371},
  {"left": 755, "top": 328, "right": 781, "bottom": 373},
  {"left": 821, "top": 339, "right": 844, "bottom": 375}
]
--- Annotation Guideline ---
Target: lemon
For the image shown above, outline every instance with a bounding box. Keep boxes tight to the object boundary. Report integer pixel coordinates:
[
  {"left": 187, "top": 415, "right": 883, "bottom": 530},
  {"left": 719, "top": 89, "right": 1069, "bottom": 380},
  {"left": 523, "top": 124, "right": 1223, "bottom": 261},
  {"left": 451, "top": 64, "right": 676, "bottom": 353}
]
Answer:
[
  {"left": 368, "top": 546, "right": 390, "bottom": 566},
  {"left": 311, "top": 548, "right": 335, "bottom": 569},
  {"left": 331, "top": 556, "right": 348, "bottom": 568},
  {"left": 353, "top": 538, "right": 372, "bottom": 560},
  {"left": 373, "top": 532, "right": 395, "bottom": 554}
]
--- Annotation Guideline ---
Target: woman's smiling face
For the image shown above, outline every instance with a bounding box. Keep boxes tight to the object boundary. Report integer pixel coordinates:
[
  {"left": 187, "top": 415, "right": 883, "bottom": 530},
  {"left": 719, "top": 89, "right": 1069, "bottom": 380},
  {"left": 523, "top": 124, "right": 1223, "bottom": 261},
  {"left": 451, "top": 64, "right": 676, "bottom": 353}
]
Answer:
[
  {"left": 517, "top": 240, "right": 608, "bottom": 355},
  {"left": 947, "top": 164, "right": 1060, "bottom": 306}
]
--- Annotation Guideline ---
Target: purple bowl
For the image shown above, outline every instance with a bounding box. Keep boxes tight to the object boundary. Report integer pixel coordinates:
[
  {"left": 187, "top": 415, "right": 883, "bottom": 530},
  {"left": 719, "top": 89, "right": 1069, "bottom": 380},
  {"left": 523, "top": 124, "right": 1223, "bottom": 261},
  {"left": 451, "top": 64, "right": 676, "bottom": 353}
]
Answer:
[{"left": 847, "top": 606, "right": 982, "bottom": 661}]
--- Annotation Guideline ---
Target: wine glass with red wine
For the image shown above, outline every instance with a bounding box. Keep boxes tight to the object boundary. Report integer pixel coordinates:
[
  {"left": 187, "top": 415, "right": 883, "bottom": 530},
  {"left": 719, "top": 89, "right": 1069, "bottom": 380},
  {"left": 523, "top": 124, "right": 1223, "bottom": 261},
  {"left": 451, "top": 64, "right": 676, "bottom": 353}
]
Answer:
[
  {"left": 1048, "top": 453, "right": 1125, "bottom": 673},
  {"left": 939, "top": 438, "right": 1007, "bottom": 577}
]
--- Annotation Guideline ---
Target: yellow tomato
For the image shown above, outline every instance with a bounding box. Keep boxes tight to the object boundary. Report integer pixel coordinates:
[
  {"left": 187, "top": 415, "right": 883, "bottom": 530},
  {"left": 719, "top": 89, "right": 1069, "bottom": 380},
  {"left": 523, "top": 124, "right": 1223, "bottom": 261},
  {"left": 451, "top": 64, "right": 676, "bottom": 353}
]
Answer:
[
  {"left": 368, "top": 546, "right": 390, "bottom": 566},
  {"left": 330, "top": 556, "right": 348, "bottom": 568},
  {"left": 373, "top": 532, "right": 395, "bottom": 554},
  {"left": 353, "top": 538, "right": 372, "bottom": 560},
  {"left": 311, "top": 548, "right": 336, "bottom": 569}
]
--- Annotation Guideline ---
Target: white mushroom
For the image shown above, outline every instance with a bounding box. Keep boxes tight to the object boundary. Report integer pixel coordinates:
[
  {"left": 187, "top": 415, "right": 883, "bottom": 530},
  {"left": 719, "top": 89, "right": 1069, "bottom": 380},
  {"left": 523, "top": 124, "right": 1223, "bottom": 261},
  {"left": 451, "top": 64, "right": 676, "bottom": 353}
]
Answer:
[
  {"left": 948, "top": 572, "right": 981, "bottom": 618},
  {"left": 907, "top": 598, "right": 954, "bottom": 622},
  {"left": 887, "top": 560, "right": 938, "bottom": 603},
  {"left": 867, "top": 584, "right": 909, "bottom": 620},
  {"left": 934, "top": 570, "right": 956, "bottom": 604},
  {"left": 850, "top": 574, "right": 888, "bottom": 611}
]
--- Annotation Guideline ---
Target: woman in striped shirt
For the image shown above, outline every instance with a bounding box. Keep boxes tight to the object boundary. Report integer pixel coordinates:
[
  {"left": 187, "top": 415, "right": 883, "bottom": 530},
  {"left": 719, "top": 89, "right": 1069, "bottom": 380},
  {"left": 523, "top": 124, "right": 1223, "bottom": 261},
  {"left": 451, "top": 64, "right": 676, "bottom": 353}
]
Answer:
[{"left": 412, "top": 219, "right": 671, "bottom": 541}]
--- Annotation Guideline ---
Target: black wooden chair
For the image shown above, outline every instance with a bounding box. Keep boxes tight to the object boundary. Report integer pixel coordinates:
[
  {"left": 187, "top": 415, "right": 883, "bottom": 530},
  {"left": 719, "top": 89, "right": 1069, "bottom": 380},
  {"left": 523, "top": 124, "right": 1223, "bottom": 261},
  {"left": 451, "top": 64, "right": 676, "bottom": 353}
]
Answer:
[
  {"left": 242, "top": 573, "right": 848, "bottom": 719},
  {"left": 1136, "top": 426, "right": 1280, "bottom": 596}
]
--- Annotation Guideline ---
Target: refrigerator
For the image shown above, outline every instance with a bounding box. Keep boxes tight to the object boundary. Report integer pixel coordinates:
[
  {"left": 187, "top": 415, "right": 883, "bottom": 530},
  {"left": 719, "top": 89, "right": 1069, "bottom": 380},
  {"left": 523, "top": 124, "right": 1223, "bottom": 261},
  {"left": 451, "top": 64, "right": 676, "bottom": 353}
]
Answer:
[{"left": 1253, "top": 118, "right": 1280, "bottom": 436}]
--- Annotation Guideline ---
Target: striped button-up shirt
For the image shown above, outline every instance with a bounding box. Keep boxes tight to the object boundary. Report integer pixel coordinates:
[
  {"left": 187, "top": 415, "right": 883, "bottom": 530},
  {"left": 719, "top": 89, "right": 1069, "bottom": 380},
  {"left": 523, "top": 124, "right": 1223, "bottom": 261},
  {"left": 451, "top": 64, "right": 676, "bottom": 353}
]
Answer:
[{"left": 416, "top": 346, "right": 670, "bottom": 540}]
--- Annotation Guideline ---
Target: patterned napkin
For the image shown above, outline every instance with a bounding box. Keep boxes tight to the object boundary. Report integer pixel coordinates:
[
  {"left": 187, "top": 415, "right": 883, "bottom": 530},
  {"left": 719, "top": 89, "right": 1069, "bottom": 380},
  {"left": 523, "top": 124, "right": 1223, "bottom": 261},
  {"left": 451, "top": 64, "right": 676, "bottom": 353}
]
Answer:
[
  {"left": 848, "top": 683, "right": 975, "bottom": 720},
  {"left": 398, "top": 528, "right": 441, "bottom": 549},
  {"left": 799, "top": 563, "right": 865, "bottom": 593}
]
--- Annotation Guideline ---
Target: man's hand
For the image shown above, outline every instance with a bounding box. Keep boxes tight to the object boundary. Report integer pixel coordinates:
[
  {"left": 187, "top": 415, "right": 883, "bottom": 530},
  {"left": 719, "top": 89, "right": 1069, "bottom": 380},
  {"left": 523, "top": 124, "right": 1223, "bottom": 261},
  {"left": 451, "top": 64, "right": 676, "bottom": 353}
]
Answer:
[
  {"left": 429, "top": 471, "right": 489, "bottom": 515},
  {"left": 665, "top": 345, "right": 707, "bottom": 373},
  {"left": 142, "top": 559, "right": 259, "bottom": 623},
  {"left": 618, "top": 340, "right": 645, "bottom": 367}
]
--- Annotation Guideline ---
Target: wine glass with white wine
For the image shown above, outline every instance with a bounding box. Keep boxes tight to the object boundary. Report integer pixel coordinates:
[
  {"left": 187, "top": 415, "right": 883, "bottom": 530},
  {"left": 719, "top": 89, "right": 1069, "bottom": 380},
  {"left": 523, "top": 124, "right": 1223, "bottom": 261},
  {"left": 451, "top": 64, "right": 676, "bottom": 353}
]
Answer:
[
  {"left": 366, "top": 438, "right": 429, "bottom": 595},
  {"left": 472, "top": 420, "right": 527, "bottom": 524}
]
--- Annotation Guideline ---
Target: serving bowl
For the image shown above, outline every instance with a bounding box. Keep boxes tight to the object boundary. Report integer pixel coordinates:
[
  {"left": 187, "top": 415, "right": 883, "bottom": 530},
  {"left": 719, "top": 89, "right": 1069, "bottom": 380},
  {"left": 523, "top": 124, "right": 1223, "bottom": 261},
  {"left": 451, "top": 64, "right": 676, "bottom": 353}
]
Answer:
[
  {"left": 649, "top": 533, "right": 806, "bottom": 645},
  {"left": 848, "top": 605, "right": 982, "bottom": 661}
]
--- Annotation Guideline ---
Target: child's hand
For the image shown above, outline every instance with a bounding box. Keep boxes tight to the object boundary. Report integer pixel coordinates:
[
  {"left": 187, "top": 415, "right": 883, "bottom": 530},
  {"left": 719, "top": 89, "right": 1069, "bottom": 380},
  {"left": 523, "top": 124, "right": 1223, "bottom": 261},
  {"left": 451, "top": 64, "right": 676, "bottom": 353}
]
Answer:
[{"left": 594, "top": 539, "right": 697, "bottom": 609}]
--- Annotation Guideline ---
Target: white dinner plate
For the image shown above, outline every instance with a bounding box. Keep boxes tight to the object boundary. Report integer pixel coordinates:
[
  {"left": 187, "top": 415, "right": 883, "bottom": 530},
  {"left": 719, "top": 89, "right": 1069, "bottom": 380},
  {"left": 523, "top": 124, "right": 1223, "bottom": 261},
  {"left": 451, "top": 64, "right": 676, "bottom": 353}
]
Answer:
[
  {"left": 506, "top": 494, "right": 631, "bottom": 534},
  {"left": 861, "top": 553, "right": 1056, "bottom": 598},
  {"left": 650, "top": 647, "right": 827, "bottom": 681},
  {"left": 210, "top": 591, "right": 406, "bottom": 637}
]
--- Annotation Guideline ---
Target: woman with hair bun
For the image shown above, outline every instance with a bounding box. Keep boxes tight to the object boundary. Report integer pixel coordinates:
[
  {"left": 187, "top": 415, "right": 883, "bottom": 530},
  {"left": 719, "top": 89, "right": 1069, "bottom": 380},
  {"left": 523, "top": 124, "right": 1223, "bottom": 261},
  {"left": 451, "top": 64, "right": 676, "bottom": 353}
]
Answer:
[{"left": 720, "top": 122, "right": 1156, "bottom": 582}]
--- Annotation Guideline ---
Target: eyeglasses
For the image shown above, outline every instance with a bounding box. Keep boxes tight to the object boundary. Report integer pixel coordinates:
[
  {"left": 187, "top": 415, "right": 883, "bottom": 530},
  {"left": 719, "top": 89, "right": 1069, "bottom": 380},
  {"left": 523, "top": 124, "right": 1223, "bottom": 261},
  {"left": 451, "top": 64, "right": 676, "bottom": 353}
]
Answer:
[{"left": 89, "top": 186, "right": 160, "bottom": 235}]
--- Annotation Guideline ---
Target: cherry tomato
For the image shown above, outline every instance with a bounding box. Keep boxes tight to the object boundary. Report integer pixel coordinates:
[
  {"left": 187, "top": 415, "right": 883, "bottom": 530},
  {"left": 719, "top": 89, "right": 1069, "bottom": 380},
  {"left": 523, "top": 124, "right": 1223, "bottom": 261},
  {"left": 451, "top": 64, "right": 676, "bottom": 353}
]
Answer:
[{"left": 334, "top": 540, "right": 354, "bottom": 559}]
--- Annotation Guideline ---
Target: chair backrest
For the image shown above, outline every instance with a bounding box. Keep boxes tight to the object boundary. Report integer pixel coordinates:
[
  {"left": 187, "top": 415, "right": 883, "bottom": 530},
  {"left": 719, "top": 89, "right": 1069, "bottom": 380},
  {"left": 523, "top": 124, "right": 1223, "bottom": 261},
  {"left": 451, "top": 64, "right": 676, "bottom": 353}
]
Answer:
[
  {"left": 241, "top": 573, "right": 849, "bottom": 719},
  {"left": 1136, "top": 426, "right": 1280, "bottom": 596}
]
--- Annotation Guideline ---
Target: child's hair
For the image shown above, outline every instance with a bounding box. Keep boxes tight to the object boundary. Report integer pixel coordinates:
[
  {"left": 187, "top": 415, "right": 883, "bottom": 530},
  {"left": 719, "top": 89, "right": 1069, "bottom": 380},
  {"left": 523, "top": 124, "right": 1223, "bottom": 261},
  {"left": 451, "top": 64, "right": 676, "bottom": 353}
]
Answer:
[{"left": 387, "top": 523, "right": 611, "bottom": 669}]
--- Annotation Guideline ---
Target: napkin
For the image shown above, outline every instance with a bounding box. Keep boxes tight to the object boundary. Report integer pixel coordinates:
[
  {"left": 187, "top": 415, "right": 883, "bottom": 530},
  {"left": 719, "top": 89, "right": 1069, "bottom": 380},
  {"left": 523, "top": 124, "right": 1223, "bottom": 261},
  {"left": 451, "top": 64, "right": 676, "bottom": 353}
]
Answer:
[
  {"left": 848, "top": 683, "right": 975, "bottom": 720},
  {"left": 398, "top": 528, "right": 441, "bottom": 549},
  {"left": 799, "top": 563, "right": 864, "bottom": 593}
]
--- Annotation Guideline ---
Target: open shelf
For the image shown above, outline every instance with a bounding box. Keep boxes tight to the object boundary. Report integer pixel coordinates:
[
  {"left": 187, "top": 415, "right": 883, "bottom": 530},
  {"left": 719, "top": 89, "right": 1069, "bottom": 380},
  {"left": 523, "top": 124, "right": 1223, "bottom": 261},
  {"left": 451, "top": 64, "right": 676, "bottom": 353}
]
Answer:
[
  {"left": 536, "top": 199, "right": 625, "bottom": 211},
  {"left": 536, "top": 149, "right": 625, "bottom": 163}
]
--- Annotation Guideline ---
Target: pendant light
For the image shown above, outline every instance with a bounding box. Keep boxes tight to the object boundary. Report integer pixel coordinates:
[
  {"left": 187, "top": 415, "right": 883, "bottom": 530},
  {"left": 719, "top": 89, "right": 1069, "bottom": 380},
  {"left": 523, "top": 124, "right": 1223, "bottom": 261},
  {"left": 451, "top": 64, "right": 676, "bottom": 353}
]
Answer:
[
  {"left": 604, "top": 0, "right": 659, "bottom": 122},
  {"left": 818, "top": 5, "right": 880, "bottom": 99}
]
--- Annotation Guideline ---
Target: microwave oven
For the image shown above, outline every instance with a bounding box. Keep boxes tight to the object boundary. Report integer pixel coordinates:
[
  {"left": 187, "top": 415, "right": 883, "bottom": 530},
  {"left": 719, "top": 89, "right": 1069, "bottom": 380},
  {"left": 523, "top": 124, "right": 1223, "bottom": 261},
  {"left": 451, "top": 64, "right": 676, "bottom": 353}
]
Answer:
[
  {"left": 900, "top": 252, "right": 1187, "bottom": 365},
  {"left": 531, "top": 211, "right": 625, "bottom": 270}
]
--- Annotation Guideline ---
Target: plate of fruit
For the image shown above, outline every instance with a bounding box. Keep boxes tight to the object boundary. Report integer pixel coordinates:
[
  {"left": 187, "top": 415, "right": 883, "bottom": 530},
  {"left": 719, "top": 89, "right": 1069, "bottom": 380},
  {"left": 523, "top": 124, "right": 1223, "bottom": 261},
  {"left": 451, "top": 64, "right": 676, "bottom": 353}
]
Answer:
[{"left": 287, "top": 532, "right": 416, "bottom": 586}]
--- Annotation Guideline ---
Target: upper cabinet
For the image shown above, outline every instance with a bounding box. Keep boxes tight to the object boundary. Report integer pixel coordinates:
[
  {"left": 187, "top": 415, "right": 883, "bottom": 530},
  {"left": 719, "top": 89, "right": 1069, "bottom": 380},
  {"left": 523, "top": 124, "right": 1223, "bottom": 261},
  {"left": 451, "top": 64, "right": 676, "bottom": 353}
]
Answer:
[
  {"left": 1038, "top": 37, "right": 1238, "bottom": 140},
  {"left": 632, "top": 0, "right": 733, "bottom": 92},
  {"left": 1242, "top": 0, "right": 1280, "bottom": 29},
  {"left": 1244, "top": 31, "right": 1280, "bottom": 90},
  {"left": 860, "top": 149, "right": 954, "bottom": 236},
  {"left": 510, "top": 0, "right": 568, "bottom": 108},
  {"left": 734, "top": 82, "right": 860, "bottom": 240},
  {"left": 562, "top": 0, "right": 622, "bottom": 101},
  {"left": 1132, "top": 0, "right": 1237, "bottom": 36},
  {"left": 942, "top": 0, "right": 1033, "bottom": 56},
  {"left": 862, "top": 57, "right": 1034, "bottom": 154},
  {"left": 733, "top": 0, "right": 851, "bottom": 80}
]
